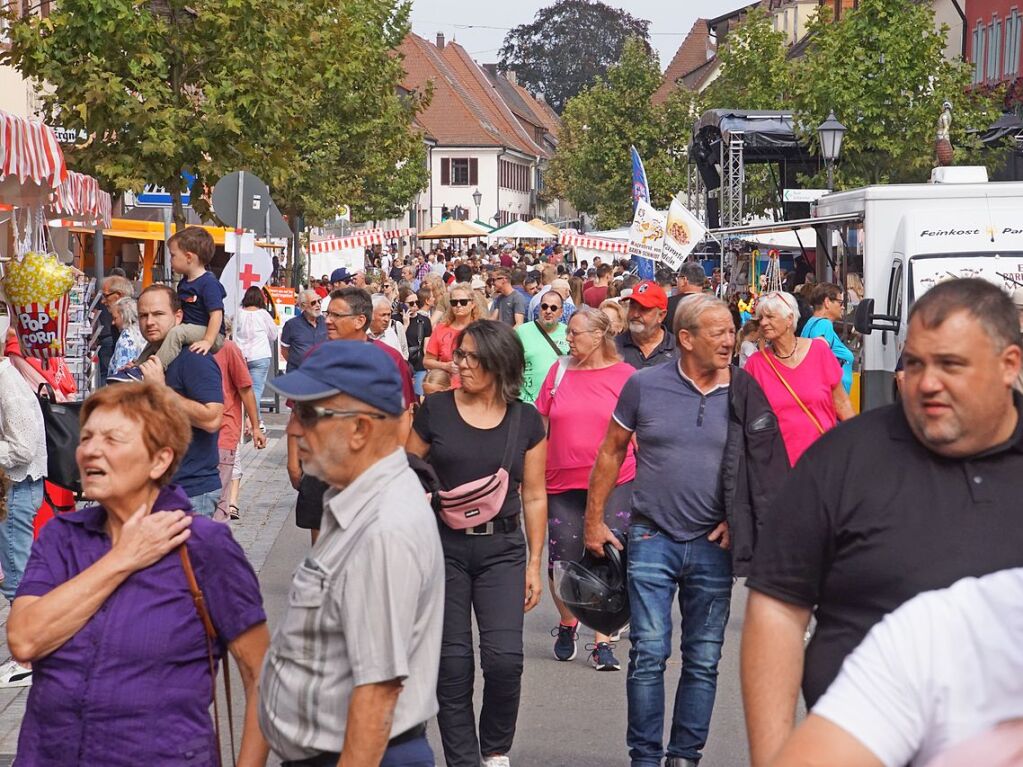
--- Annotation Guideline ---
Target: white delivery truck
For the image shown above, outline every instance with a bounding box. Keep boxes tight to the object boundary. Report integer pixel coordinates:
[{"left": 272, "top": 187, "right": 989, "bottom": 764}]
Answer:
[
  {"left": 712, "top": 167, "right": 1023, "bottom": 411},
  {"left": 812, "top": 167, "right": 1023, "bottom": 410}
]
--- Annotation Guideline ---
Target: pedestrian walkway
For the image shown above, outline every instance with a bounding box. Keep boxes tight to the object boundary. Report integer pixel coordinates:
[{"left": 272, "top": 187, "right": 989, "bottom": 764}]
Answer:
[{"left": 0, "top": 413, "right": 296, "bottom": 762}]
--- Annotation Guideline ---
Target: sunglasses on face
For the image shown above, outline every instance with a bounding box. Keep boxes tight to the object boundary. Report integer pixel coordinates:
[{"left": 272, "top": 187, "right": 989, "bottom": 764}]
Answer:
[
  {"left": 451, "top": 298, "right": 472, "bottom": 307},
  {"left": 540, "top": 303, "right": 561, "bottom": 312},
  {"left": 292, "top": 403, "right": 387, "bottom": 427},
  {"left": 407, "top": 300, "right": 419, "bottom": 306}
]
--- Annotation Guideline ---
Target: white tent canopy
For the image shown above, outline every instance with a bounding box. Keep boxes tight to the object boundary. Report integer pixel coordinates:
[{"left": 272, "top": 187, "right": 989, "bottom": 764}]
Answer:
[{"left": 487, "top": 220, "right": 557, "bottom": 242}]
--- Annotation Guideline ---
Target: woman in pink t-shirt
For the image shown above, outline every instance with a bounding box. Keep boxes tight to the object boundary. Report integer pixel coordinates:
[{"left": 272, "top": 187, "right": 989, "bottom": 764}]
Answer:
[
  {"left": 744, "top": 291, "right": 855, "bottom": 466},
  {"left": 535, "top": 306, "right": 636, "bottom": 671}
]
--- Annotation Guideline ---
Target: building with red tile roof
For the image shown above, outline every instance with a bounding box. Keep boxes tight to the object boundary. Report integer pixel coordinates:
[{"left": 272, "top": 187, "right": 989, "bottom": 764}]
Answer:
[{"left": 399, "top": 32, "right": 566, "bottom": 230}]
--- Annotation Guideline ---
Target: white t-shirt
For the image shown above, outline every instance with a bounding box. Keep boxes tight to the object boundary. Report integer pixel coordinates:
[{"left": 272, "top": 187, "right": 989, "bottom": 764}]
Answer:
[
  {"left": 234, "top": 307, "right": 279, "bottom": 362},
  {"left": 813, "top": 568, "right": 1023, "bottom": 767}
]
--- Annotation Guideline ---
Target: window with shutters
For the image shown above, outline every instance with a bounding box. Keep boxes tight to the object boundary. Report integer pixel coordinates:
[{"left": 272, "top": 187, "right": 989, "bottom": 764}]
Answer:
[
  {"left": 1006, "top": 11, "right": 1022, "bottom": 78},
  {"left": 988, "top": 18, "right": 1001, "bottom": 81},
  {"left": 974, "top": 21, "right": 986, "bottom": 83}
]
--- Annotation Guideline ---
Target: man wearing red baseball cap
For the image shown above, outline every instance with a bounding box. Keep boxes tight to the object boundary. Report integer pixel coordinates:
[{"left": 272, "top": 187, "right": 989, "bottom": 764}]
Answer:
[{"left": 615, "top": 280, "right": 679, "bottom": 369}]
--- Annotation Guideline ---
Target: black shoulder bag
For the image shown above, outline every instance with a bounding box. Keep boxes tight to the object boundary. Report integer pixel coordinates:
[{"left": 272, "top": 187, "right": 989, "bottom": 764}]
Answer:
[{"left": 533, "top": 321, "right": 564, "bottom": 357}]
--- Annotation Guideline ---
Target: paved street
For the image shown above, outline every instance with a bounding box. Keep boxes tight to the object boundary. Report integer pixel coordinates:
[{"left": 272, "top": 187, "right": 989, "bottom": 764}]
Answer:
[{"left": 0, "top": 412, "right": 756, "bottom": 766}]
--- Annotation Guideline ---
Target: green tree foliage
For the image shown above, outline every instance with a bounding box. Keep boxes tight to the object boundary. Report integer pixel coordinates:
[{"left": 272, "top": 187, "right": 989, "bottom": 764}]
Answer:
[
  {"left": 701, "top": 8, "right": 793, "bottom": 217},
  {"left": 498, "top": 0, "right": 651, "bottom": 114},
  {"left": 702, "top": 7, "right": 791, "bottom": 111},
  {"left": 790, "top": 0, "right": 1003, "bottom": 186},
  {"left": 547, "top": 38, "right": 692, "bottom": 229},
  {"left": 2, "top": 0, "right": 428, "bottom": 226}
]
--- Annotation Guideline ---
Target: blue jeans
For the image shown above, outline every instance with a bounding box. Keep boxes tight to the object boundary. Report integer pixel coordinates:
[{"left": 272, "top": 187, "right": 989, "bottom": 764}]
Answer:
[
  {"left": 1, "top": 478, "right": 44, "bottom": 602},
  {"left": 626, "top": 523, "right": 733, "bottom": 766},
  {"left": 412, "top": 369, "right": 427, "bottom": 398},
  {"left": 246, "top": 357, "right": 272, "bottom": 420},
  {"left": 188, "top": 489, "right": 220, "bottom": 519}
]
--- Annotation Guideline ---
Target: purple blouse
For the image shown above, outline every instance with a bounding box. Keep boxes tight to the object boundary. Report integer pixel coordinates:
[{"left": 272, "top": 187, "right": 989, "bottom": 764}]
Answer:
[{"left": 13, "top": 484, "right": 266, "bottom": 767}]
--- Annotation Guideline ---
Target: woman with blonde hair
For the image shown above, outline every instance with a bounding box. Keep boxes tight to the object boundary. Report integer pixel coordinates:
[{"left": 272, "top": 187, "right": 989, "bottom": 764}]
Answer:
[
  {"left": 423, "top": 274, "right": 448, "bottom": 325},
  {"left": 535, "top": 306, "right": 636, "bottom": 671},
  {"left": 599, "top": 299, "right": 627, "bottom": 335},
  {"left": 424, "top": 282, "right": 482, "bottom": 386},
  {"left": 744, "top": 291, "right": 854, "bottom": 466}
]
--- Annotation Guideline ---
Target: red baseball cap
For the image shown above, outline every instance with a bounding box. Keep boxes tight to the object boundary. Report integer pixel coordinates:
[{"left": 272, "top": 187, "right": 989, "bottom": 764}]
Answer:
[{"left": 625, "top": 280, "right": 668, "bottom": 310}]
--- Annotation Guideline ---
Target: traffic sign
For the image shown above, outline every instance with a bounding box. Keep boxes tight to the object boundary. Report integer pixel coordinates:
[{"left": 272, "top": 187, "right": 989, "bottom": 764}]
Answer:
[
  {"left": 212, "top": 170, "right": 291, "bottom": 237},
  {"left": 134, "top": 172, "right": 196, "bottom": 207}
]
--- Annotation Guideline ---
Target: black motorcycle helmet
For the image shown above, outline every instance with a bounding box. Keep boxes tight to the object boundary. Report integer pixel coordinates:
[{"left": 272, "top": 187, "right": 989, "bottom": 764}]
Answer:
[{"left": 552, "top": 532, "right": 629, "bottom": 636}]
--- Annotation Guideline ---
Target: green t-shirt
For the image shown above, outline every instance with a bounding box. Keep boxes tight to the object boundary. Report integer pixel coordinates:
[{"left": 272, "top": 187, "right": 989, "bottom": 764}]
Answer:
[{"left": 516, "top": 321, "right": 569, "bottom": 403}]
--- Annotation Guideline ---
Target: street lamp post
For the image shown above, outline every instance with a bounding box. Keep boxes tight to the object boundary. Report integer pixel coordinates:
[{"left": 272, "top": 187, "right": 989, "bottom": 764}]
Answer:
[
  {"left": 472, "top": 188, "right": 482, "bottom": 222},
  {"left": 817, "top": 110, "right": 847, "bottom": 192}
]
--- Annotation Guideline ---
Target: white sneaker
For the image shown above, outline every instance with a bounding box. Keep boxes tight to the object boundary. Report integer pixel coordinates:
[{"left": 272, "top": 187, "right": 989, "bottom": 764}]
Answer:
[
  {"left": 481, "top": 756, "right": 510, "bottom": 767},
  {"left": 0, "top": 659, "right": 32, "bottom": 688}
]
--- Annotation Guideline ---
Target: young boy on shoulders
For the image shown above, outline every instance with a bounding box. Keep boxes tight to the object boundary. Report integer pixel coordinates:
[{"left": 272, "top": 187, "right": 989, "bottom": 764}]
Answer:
[{"left": 127, "top": 227, "right": 225, "bottom": 375}]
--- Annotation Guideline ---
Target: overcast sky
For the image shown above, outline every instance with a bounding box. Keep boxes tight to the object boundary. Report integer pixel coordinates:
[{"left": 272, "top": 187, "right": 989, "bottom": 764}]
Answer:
[{"left": 410, "top": 0, "right": 745, "bottom": 71}]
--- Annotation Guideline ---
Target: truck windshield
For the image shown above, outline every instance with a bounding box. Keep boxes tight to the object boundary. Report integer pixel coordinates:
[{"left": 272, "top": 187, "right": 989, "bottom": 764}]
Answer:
[{"left": 908, "top": 252, "right": 1023, "bottom": 303}]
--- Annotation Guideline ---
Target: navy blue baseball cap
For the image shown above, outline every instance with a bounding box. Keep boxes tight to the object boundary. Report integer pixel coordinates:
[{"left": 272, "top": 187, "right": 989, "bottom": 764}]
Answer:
[
  {"left": 329, "top": 268, "right": 352, "bottom": 284},
  {"left": 268, "top": 341, "right": 403, "bottom": 414}
]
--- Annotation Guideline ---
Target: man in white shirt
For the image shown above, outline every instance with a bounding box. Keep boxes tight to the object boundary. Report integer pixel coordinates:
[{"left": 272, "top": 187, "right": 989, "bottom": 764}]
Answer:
[
  {"left": 769, "top": 568, "right": 1023, "bottom": 767},
  {"left": 0, "top": 346, "right": 48, "bottom": 687},
  {"left": 368, "top": 293, "right": 409, "bottom": 360}
]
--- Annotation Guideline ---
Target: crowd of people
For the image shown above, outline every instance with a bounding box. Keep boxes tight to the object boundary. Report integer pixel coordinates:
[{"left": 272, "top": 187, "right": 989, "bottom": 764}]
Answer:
[{"left": 1, "top": 229, "right": 1021, "bottom": 767}]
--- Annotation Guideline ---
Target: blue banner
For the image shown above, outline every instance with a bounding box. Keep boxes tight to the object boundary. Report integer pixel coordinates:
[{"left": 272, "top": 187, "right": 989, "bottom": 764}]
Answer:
[{"left": 630, "top": 146, "right": 654, "bottom": 279}]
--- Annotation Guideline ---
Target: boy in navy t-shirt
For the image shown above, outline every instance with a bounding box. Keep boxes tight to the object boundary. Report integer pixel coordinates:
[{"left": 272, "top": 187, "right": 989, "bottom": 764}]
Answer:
[{"left": 138, "top": 226, "right": 225, "bottom": 369}]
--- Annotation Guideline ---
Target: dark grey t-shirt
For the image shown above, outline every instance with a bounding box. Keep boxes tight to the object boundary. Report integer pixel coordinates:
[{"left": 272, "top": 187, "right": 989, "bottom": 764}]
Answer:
[
  {"left": 492, "top": 291, "right": 527, "bottom": 326},
  {"left": 613, "top": 361, "right": 729, "bottom": 540}
]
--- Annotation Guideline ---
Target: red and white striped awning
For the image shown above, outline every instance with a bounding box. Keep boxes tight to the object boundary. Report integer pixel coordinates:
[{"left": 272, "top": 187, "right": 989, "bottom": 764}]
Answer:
[
  {"left": 308, "top": 227, "right": 417, "bottom": 255},
  {"left": 0, "top": 110, "right": 68, "bottom": 190},
  {"left": 52, "top": 170, "right": 112, "bottom": 227},
  {"left": 559, "top": 229, "right": 630, "bottom": 254}
]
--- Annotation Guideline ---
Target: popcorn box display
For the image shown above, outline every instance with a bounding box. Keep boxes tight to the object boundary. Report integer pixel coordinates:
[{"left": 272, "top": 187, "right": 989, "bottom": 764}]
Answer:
[{"left": 2, "top": 251, "right": 75, "bottom": 361}]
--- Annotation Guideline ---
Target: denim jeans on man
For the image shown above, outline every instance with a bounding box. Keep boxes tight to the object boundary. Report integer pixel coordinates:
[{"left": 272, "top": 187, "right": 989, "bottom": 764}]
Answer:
[
  {"left": 626, "top": 523, "right": 733, "bottom": 766},
  {"left": 1, "top": 478, "right": 44, "bottom": 602},
  {"left": 188, "top": 489, "right": 220, "bottom": 519}
]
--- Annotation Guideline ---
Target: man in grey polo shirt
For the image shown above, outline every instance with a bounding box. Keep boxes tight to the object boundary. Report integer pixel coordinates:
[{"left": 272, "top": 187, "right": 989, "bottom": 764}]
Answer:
[
  {"left": 585, "top": 294, "right": 787, "bottom": 767},
  {"left": 260, "top": 341, "right": 444, "bottom": 767}
]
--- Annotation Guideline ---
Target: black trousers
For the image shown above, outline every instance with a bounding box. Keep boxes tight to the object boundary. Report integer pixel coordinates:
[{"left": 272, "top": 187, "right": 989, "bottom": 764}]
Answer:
[{"left": 436, "top": 523, "right": 526, "bottom": 767}]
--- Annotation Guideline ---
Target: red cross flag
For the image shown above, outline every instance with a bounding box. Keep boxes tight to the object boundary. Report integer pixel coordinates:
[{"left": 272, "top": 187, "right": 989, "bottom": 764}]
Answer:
[{"left": 220, "top": 245, "right": 273, "bottom": 321}]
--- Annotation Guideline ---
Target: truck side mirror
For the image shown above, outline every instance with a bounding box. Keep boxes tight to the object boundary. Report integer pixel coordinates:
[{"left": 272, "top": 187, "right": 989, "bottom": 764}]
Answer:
[{"left": 853, "top": 298, "right": 900, "bottom": 335}]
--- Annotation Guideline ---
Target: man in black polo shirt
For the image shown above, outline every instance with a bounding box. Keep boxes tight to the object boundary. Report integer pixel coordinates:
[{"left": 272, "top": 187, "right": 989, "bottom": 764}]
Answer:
[
  {"left": 615, "top": 280, "right": 678, "bottom": 369},
  {"left": 741, "top": 278, "right": 1023, "bottom": 767},
  {"left": 664, "top": 262, "right": 706, "bottom": 333}
]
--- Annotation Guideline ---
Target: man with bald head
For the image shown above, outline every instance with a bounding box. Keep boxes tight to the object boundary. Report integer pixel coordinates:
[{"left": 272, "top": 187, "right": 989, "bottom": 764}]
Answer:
[{"left": 280, "top": 289, "right": 327, "bottom": 373}]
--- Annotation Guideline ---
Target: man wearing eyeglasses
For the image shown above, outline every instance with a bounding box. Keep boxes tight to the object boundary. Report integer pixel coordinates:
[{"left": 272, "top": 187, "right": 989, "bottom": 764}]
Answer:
[
  {"left": 281, "top": 290, "right": 327, "bottom": 374},
  {"left": 323, "top": 287, "right": 414, "bottom": 414},
  {"left": 96, "top": 274, "right": 134, "bottom": 386},
  {"left": 262, "top": 341, "right": 445, "bottom": 767}
]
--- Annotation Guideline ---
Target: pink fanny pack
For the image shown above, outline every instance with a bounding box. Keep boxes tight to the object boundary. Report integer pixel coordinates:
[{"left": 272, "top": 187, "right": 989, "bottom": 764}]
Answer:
[{"left": 435, "top": 404, "right": 522, "bottom": 530}]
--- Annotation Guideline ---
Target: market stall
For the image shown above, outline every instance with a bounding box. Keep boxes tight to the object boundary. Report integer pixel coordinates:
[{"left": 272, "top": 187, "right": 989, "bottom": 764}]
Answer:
[
  {"left": 307, "top": 227, "right": 415, "bottom": 277},
  {"left": 559, "top": 228, "right": 630, "bottom": 265}
]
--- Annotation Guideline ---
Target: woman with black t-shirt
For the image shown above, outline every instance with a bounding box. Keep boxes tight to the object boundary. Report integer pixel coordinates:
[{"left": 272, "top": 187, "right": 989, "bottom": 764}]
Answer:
[{"left": 407, "top": 320, "right": 547, "bottom": 767}]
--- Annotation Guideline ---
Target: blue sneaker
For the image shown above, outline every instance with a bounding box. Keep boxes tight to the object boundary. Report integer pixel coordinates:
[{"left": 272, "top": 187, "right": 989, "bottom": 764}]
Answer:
[
  {"left": 551, "top": 622, "right": 578, "bottom": 661},
  {"left": 107, "top": 366, "right": 144, "bottom": 383},
  {"left": 589, "top": 641, "right": 621, "bottom": 671}
]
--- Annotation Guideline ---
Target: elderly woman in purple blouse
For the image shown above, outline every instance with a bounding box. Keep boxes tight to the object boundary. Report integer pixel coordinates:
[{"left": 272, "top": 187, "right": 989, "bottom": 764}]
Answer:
[{"left": 7, "top": 382, "right": 271, "bottom": 767}]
